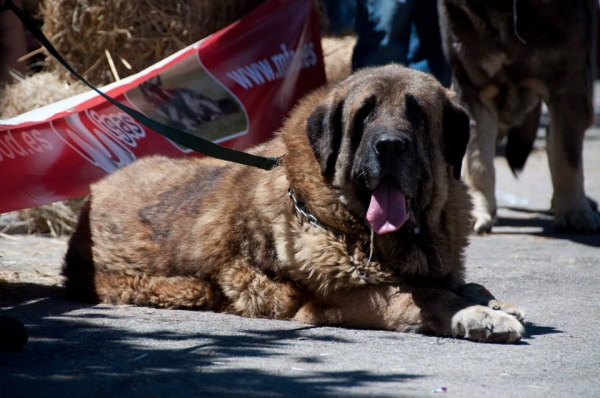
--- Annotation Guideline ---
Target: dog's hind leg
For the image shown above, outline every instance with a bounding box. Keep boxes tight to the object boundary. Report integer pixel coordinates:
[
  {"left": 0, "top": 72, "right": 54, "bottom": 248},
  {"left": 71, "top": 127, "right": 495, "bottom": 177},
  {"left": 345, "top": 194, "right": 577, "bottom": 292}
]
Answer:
[
  {"left": 63, "top": 199, "right": 221, "bottom": 310},
  {"left": 545, "top": 76, "right": 600, "bottom": 233},
  {"left": 218, "top": 260, "right": 304, "bottom": 319},
  {"left": 463, "top": 100, "right": 499, "bottom": 233},
  {"left": 94, "top": 273, "right": 224, "bottom": 310}
]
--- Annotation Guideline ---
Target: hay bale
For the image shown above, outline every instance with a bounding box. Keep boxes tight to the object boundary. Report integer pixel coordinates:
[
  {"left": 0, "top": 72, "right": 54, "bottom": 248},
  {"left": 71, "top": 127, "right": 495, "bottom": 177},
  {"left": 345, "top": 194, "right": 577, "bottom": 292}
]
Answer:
[
  {"left": 0, "top": 71, "right": 87, "bottom": 236},
  {"left": 41, "top": 0, "right": 268, "bottom": 86},
  {"left": 17, "top": 198, "right": 85, "bottom": 236},
  {"left": 321, "top": 35, "right": 355, "bottom": 83},
  {"left": 0, "top": 71, "right": 88, "bottom": 119}
]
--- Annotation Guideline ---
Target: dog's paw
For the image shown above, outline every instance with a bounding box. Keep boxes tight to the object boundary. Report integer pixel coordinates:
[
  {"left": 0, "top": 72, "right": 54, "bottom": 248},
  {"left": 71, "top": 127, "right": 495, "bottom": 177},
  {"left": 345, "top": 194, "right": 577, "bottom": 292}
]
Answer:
[
  {"left": 456, "top": 283, "right": 525, "bottom": 322},
  {"left": 554, "top": 207, "right": 600, "bottom": 234},
  {"left": 451, "top": 306, "right": 524, "bottom": 343},
  {"left": 472, "top": 210, "right": 495, "bottom": 234},
  {"left": 470, "top": 193, "right": 496, "bottom": 234},
  {"left": 467, "top": 184, "right": 496, "bottom": 234},
  {"left": 488, "top": 300, "right": 525, "bottom": 322}
]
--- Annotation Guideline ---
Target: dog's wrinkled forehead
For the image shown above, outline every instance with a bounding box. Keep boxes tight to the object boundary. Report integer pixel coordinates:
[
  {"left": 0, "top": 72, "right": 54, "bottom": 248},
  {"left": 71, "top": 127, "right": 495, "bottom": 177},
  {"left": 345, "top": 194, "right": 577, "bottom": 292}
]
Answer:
[
  {"left": 342, "top": 65, "right": 441, "bottom": 99},
  {"left": 337, "top": 65, "right": 444, "bottom": 125}
]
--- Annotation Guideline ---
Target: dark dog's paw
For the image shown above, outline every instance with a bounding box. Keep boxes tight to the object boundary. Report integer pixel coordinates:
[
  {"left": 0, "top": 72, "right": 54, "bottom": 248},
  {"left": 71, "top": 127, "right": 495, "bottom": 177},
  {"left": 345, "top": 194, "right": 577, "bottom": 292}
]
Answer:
[
  {"left": 554, "top": 207, "right": 600, "bottom": 234},
  {"left": 451, "top": 306, "right": 524, "bottom": 343}
]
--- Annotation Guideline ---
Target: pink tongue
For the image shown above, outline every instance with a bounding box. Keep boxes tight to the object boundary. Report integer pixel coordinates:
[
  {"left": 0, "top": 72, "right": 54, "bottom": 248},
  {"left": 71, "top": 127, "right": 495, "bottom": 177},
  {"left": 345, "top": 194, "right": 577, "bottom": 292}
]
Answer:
[{"left": 366, "top": 180, "right": 408, "bottom": 235}]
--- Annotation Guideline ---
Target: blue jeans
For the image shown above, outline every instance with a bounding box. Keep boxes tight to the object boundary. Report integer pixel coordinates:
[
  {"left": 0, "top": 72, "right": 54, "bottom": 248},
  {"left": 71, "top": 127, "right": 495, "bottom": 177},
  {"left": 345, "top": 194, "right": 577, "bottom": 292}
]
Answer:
[
  {"left": 321, "top": 0, "right": 356, "bottom": 35},
  {"left": 352, "top": 0, "right": 451, "bottom": 87}
]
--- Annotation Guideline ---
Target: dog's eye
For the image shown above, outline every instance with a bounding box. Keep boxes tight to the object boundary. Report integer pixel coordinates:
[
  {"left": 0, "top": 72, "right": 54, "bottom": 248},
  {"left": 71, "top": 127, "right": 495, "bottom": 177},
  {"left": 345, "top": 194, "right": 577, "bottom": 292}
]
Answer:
[
  {"left": 351, "top": 98, "right": 376, "bottom": 153},
  {"left": 357, "top": 98, "right": 376, "bottom": 127},
  {"left": 405, "top": 94, "right": 426, "bottom": 130},
  {"left": 362, "top": 109, "right": 373, "bottom": 127}
]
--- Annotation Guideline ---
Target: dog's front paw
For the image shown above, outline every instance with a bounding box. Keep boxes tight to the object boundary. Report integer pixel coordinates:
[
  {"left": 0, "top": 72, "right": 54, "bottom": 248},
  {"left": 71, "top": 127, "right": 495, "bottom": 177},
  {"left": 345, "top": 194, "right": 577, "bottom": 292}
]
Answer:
[
  {"left": 451, "top": 306, "right": 524, "bottom": 343},
  {"left": 456, "top": 283, "right": 525, "bottom": 322}
]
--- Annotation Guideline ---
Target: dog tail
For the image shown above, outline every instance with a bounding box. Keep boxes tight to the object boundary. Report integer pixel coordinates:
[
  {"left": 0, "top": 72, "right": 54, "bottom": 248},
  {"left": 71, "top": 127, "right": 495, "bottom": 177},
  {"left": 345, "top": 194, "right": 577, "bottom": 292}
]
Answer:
[{"left": 505, "top": 103, "right": 541, "bottom": 176}]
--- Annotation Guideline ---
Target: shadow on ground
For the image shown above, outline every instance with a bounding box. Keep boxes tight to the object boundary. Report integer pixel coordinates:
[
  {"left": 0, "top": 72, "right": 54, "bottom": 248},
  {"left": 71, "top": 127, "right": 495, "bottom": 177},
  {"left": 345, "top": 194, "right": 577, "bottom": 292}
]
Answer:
[
  {"left": 525, "top": 323, "right": 563, "bottom": 339},
  {"left": 0, "top": 281, "right": 64, "bottom": 307},
  {"left": 495, "top": 206, "right": 600, "bottom": 248},
  {"left": 0, "top": 282, "right": 421, "bottom": 397}
]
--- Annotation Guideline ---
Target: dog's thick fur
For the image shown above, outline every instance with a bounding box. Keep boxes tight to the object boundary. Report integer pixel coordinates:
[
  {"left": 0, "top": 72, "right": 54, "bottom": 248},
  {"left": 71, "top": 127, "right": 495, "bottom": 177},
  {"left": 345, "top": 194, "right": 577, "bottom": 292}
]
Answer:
[
  {"left": 63, "top": 65, "right": 524, "bottom": 343},
  {"left": 439, "top": 0, "right": 599, "bottom": 233}
]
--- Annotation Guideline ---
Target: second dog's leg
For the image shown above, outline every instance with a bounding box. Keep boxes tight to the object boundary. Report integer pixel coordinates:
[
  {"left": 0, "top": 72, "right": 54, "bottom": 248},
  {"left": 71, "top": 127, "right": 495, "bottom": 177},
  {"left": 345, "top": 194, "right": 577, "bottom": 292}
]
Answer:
[
  {"left": 546, "top": 78, "right": 600, "bottom": 233},
  {"left": 463, "top": 101, "right": 499, "bottom": 233}
]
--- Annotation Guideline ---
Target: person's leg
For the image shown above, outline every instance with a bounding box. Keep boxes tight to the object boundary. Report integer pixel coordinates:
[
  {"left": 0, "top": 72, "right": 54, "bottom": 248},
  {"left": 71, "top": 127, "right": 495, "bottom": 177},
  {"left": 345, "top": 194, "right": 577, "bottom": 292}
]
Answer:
[
  {"left": 0, "top": 0, "right": 27, "bottom": 86},
  {"left": 410, "top": 0, "right": 451, "bottom": 87},
  {"left": 352, "top": 0, "right": 416, "bottom": 70},
  {"left": 323, "top": 0, "right": 356, "bottom": 35}
]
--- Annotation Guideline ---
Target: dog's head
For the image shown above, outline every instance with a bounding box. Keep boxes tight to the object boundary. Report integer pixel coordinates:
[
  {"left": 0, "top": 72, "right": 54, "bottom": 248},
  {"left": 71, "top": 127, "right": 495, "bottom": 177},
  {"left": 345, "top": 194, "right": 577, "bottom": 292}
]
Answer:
[{"left": 305, "top": 65, "right": 470, "bottom": 235}]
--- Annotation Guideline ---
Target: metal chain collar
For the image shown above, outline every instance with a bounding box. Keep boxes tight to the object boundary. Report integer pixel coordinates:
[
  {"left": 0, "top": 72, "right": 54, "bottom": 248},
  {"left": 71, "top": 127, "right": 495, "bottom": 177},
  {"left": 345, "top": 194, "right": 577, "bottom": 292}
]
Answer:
[{"left": 287, "top": 189, "right": 374, "bottom": 264}]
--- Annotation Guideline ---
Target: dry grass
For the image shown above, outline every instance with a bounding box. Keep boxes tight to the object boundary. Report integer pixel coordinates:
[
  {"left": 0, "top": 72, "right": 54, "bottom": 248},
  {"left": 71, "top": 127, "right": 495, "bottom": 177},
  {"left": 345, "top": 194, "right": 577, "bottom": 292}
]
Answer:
[
  {"left": 0, "top": 72, "right": 87, "bottom": 237},
  {"left": 0, "top": 71, "right": 88, "bottom": 119},
  {"left": 41, "top": 0, "right": 268, "bottom": 86},
  {"left": 321, "top": 35, "right": 355, "bottom": 83},
  {"left": 16, "top": 198, "right": 86, "bottom": 237}
]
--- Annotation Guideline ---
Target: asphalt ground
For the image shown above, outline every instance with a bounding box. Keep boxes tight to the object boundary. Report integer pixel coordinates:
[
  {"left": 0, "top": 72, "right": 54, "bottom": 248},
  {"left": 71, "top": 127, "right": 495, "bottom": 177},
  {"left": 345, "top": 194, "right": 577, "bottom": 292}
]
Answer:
[{"left": 0, "top": 124, "right": 599, "bottom": 397}]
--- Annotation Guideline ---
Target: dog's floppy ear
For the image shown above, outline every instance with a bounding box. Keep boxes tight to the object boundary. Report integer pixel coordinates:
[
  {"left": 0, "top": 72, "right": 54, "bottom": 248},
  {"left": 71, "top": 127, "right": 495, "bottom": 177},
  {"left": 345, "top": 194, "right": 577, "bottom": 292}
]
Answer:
[
  {"left": 442, "top": 99, "right": 470, "bottom": 179},
  {"left": 306, "top": 100, "right": 344, "bottom": 176}
]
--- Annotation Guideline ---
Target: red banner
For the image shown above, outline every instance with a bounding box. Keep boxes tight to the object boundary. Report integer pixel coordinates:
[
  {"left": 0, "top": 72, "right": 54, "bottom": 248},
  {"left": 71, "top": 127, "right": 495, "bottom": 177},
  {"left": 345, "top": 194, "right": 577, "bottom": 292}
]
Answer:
[{"left": 0, "top": 0, "right": 326, "bottom": 213}]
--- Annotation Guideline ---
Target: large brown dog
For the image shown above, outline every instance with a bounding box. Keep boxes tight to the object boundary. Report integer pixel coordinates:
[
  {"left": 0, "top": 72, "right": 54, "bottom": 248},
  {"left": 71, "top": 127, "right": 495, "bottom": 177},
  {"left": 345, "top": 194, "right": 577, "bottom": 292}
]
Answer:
[
  {"left": 63, "top": 65, "right": 525, "bottom": 343},
  {"left": 439, "top": 0, "right": 599, "bottom": 233}
]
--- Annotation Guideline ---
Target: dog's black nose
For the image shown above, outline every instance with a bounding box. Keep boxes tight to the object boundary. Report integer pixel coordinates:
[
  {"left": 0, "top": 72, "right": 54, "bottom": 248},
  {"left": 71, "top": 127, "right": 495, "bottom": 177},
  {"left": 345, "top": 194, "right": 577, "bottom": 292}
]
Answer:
[{"left": 375, "top": 136, "right": 405, "bottom": 160}]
